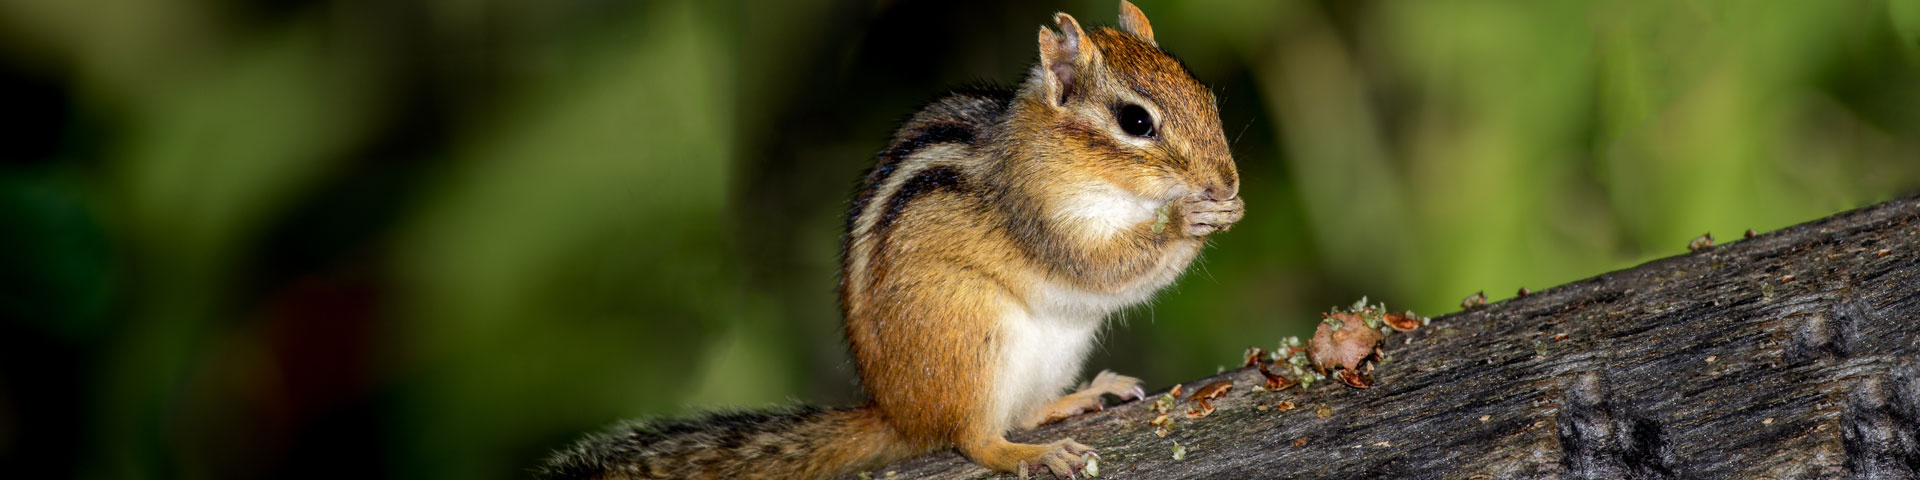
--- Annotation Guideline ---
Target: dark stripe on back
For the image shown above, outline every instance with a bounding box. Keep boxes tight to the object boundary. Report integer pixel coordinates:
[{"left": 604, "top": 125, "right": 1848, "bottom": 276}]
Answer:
[
  {"left": 866, "top": 165, "right": 968, "bottom": 286},
  {"left": 838, "top": 88, "right": 1011, "bottom": 305},
  {"left": 875, "top": 124, "right": 974, "bottom": 185},
  {"left": 843, "top": 89, "right": 1012, "bottom": 237},
  {"left": 843, "top": 123, "right": 975, "bottom": 236}
]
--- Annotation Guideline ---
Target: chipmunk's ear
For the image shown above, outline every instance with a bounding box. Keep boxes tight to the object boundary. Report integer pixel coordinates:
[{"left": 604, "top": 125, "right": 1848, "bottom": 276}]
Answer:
[
  {"left": 1037, "top": 12, "right": 1094, "bottom": 107},
  {"left": 1118, "top": 1, "right": 1156, "bottom": 46}
]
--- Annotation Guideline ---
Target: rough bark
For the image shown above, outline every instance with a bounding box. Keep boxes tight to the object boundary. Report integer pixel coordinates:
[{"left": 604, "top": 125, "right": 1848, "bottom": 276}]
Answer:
[{"left": 856, "top": 194, "right": 1920, "bottom": 479}]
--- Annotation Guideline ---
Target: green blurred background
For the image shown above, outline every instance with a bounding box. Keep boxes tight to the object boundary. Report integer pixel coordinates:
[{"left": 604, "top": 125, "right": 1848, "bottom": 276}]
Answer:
[{"left": 1, "top": 0, "right": 1916, "bottom": 478}]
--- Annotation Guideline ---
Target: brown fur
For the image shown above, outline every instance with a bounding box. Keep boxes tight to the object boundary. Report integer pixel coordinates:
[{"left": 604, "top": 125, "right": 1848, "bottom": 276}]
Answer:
[
  {"left": 538, "top": 406, "right": 917, "bottom": 479},
  {"left": 542, "top": 2, "right": 1239, "bottom": 478}
]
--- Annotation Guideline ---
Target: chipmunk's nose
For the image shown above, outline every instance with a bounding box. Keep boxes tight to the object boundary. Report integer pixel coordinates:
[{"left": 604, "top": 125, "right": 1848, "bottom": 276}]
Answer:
[
  {"left": 1203, "top": 167, "right": 1239, "bottom": 200},
  {"left": 1204, "top": 186, "right": 1233, "bottom": 201}
]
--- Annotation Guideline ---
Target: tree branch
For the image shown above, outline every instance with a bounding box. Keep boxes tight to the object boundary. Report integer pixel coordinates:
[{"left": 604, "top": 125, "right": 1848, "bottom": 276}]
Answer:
[{"left": 862, "top": 194, "right": 1920, "bottom": 479}]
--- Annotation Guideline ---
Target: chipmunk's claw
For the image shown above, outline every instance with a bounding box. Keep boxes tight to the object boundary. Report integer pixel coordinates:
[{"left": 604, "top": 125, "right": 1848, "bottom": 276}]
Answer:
[{"left": 1026, "top": 439, "right": 1096, "bottom": 479}]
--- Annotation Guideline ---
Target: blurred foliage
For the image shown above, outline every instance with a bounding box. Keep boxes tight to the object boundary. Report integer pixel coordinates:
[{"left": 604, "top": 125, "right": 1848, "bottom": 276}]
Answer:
[{"left": 0, "top": 0, "right": 1915, "bottom": 478}]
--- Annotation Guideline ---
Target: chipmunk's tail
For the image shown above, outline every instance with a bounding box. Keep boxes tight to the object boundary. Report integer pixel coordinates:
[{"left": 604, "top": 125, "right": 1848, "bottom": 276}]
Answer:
[{"left": 537, "top": 404, "right": 921, "bottom": 480}]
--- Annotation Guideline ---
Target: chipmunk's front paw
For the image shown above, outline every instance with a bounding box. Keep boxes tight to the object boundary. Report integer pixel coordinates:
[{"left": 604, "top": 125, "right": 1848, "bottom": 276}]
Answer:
[
  {"left": 1177, "top": 194, "right": 1244, "bottom": 237},
  {"left": 1018, "top": 439, "right": 1097, "bottom": 479}
]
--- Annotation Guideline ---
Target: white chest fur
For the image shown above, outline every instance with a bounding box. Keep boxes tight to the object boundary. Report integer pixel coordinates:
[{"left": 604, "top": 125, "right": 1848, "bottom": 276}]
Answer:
[
  {"left": 1055, "top": 181, "right": 1163, "bottom": 241},
  {"left": 990, "top": 305, "right": 1102, "bottom": 432},
  {"left": 985, "top": 182, "right": 1209, "bottom": 431},
  {"left": 986, "top": 257, "right": 1199, "bottom": 432}
]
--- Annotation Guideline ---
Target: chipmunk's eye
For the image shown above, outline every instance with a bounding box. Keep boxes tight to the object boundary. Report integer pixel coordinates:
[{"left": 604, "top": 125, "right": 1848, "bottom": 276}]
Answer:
[{"left": 1116, "top": 104, "right": 1155, "bottom": 138}]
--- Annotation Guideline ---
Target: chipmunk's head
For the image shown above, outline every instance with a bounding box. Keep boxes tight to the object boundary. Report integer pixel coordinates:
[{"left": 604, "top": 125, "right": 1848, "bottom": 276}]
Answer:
[{"left": 1021, "top": 1, "right": 1237, "bottom": 203}]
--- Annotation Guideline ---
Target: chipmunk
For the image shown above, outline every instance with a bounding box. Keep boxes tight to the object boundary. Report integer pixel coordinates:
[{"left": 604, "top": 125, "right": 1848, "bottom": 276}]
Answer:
[{"left": 539, "top": 2, "right": 1241, "bottom": 478}]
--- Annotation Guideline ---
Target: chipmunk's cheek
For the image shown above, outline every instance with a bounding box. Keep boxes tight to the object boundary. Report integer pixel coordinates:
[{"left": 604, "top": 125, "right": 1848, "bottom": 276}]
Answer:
[{"left": 1056, "top": 181, "right": 1159, "bottom": 240}]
